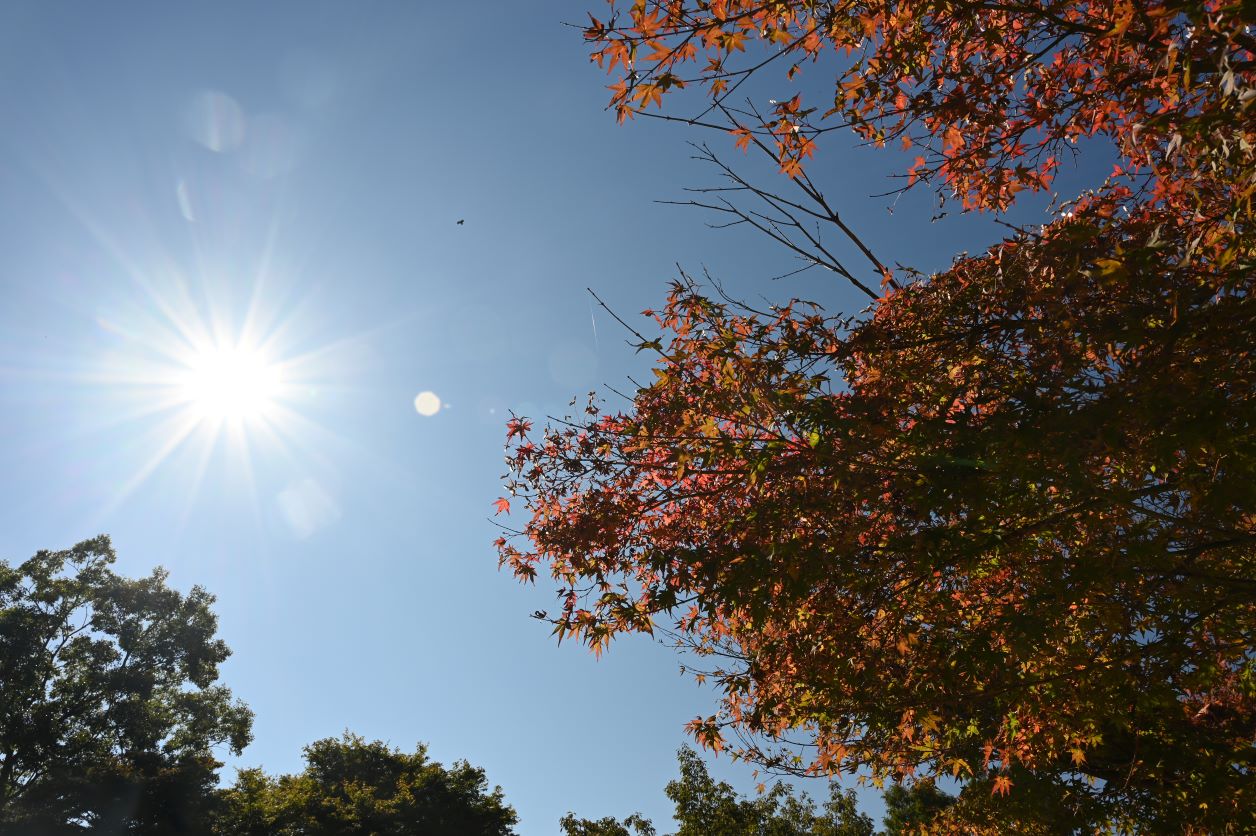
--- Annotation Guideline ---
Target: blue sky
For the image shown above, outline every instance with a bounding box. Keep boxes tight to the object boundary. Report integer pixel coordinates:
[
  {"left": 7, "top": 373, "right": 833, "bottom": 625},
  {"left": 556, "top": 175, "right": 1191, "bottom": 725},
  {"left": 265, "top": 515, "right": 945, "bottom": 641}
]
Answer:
[{"left": 0, "top": 2, "right": 1093, "bottom": 831}]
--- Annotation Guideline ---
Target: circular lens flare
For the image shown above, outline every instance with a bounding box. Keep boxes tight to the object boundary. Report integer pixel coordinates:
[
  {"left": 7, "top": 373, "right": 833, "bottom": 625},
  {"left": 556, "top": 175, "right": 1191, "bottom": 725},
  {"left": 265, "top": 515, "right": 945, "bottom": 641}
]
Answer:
[
  {"left": 414, "top": 390, "right": 441, "bottom": 416},
  {"left": 181, "top": 346, "right": 280, "bottom": 420}
]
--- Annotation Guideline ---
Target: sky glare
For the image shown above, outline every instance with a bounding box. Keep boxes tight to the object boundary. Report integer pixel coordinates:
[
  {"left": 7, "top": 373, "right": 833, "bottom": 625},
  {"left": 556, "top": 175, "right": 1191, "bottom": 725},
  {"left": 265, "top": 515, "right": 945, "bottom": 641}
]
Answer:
[{"left": 0, "top": 2, "right": 1090, "bottom": 831}]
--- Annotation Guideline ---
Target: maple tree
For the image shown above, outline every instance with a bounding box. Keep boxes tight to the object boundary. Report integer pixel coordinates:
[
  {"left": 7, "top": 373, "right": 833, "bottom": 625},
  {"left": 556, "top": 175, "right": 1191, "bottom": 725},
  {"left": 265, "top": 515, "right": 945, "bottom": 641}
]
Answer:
[
  {"left": 499, "top": 0, "right": 1254, "bottom": 831},
  {"left": 585, "top": 0, "right": 1254, "bottom": 214}
]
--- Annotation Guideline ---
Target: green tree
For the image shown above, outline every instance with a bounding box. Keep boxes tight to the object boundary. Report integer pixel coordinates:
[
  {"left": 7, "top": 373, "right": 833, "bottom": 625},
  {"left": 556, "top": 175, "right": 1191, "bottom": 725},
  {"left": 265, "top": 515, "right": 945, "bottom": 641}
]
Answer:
[
  {"left": 559, "top": 812, "right": 657, "bottom": 836},
  {"left": 562, "top": 746, "right": 873, "bottom": 836},
  {"left": 214, "top": 732, "right": 517, "bottom": 836},
  {"left": 880, "top": 784, "right": 956, "bottom": 836},
  {"left": 0, "top": 535, "right": 252, "bottom": 834},
  {"left": 666, "top": 746, "right": 873, "bottom": 836}
]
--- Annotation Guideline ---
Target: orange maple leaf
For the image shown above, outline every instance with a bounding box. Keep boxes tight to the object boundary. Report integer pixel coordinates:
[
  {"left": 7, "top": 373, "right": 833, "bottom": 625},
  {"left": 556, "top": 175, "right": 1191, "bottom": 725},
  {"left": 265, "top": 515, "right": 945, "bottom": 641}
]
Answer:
[{"left": 506, "top": 417, "right": 533, "bottom": 441}]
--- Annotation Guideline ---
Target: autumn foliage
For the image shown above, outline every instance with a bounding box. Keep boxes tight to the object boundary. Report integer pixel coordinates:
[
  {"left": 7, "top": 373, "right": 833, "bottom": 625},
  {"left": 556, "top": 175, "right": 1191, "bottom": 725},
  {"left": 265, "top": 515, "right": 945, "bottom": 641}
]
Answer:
[
  {"left": 499, "top": 0, "right": 1254, "bottom": 831},
  {"left": 586, "top": 0, "right": 1255, "bottom": 214}
]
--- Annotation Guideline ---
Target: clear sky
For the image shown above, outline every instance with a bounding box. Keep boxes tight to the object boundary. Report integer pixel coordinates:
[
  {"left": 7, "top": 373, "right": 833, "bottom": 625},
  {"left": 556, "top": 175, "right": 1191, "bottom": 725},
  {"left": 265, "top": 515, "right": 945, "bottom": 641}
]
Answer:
[{"left": 0, "top": 2, "right": 1089, "bottom": 832}]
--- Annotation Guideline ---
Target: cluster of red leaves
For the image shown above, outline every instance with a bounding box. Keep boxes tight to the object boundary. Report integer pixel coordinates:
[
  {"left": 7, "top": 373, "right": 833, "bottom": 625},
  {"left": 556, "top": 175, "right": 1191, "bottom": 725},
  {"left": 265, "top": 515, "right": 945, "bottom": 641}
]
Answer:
[
  {"left": 587, "top": 0, "right": 1256, "bottom": 213},
  {"left": 498, "top": 194, "right": 1255, "bottom": 829}
]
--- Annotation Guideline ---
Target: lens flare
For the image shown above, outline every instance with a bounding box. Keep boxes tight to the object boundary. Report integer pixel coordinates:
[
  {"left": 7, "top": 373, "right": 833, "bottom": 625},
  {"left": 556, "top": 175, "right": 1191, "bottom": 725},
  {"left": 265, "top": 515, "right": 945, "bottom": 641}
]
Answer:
[{"left": 413, "top": 390, "right": 441, "bottom": 416}]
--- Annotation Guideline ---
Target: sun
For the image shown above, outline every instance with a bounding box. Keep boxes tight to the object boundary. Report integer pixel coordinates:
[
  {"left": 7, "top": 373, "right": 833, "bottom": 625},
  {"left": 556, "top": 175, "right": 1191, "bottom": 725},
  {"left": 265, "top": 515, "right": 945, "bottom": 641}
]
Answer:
[{"left": 179, "top": 345, "right": 282, "bottom": 422}]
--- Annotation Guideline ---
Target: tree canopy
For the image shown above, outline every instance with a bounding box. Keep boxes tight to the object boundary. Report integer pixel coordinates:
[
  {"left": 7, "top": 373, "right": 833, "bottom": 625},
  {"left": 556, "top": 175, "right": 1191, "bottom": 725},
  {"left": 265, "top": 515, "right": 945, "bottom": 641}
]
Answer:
[
  {"left": 0, "top": 536, "right": 252, "bottom": 835},
  {"left": 586, "top": 0, "right": 1253, "bottom": 216},
  {"left": 213, "top": 733, "right": 518, "bottom": 836},
  {"left": 498, "top": 0, "right": 1255, "bottom": 831},
  {"left": 665, "top": 746, "right": 874, "bottom": 836},
  {"left": 880, "top": 783, "right": 955, "bottom": 836},
  {"left": 561, "top": 746, "right": 877, "bottom": 836},
  {"left": 560, "top": 811, "right": 659, "bottom": 836}
]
